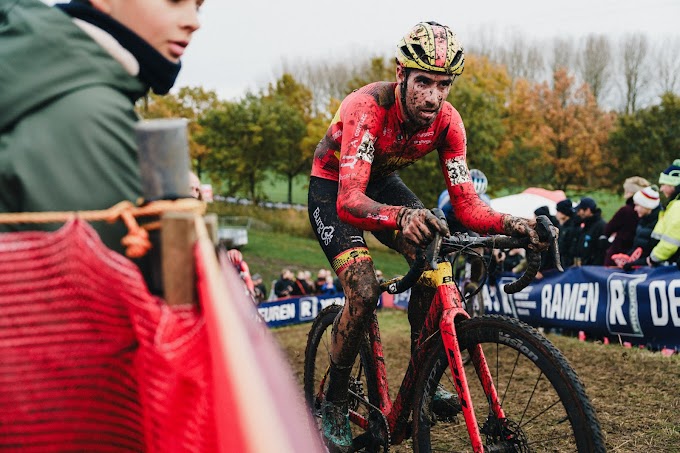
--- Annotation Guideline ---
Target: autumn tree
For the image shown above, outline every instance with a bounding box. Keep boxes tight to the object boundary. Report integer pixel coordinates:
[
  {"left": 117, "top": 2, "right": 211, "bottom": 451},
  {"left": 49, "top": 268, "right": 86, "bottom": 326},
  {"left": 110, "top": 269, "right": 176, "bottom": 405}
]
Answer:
[
  {"left": 141, "top": 86, "right": 221, "bottom": 178},
  {"left": 503, "top": 69, "right": 615, "bottom": 190},
  {"left": 346, "top": 56, "right": 394, "bottom": 92},
  {"left": 449, "top": 55, "right": 511, "bottom": 184},
  {"left": 265, "top": 74, "right": 316, "bottom": 203},
  {"left": 198, "top": 93, "right": 306, "bottom": 201},
  {"left": 608, "top": 92, "right": 680, "bottom": 183}
]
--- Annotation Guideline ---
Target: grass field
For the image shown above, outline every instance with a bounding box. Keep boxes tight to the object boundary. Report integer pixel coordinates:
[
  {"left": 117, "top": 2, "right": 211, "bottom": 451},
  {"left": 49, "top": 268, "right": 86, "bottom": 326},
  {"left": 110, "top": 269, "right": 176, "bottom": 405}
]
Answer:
[{"left": 273, "top": 308, "right": 680, "bottom": 452}]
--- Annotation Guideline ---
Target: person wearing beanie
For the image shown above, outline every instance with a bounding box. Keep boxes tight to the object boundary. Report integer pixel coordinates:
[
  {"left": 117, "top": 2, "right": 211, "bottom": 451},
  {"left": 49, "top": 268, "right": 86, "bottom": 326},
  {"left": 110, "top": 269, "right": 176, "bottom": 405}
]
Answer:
[
  {"left": 658, "top": 159, "right": 680, "bottom": 204},
  {"left": 573, "top": 197, "right": 608, "bottom": 266},
  {"left": 614, "top": 187, "right": 663, "bottom": 270},
  {"left": 603, "top": 176, "right": 651, "bottom": 266},
  {"left": 647, "top": 161, "right": 680, "bottom": 267},
  {"left": 0, "top": 0, "right": 203, "bottom": 255},
  {"left": 554, "top": 198, "right": 579, "bottom": 267}
]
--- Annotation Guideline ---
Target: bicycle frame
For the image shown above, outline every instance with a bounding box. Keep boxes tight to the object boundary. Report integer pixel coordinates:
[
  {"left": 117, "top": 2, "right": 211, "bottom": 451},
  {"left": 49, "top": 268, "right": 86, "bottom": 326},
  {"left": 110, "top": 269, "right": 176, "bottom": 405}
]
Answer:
[{"left": 349, "top": 259, "right": 506, "bottom": 452}]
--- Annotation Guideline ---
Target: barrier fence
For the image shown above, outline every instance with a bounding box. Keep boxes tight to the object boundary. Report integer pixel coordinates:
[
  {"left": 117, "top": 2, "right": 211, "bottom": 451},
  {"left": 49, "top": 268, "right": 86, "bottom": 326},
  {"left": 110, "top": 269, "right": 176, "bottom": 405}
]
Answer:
[{"left": 260, "top": 266, "right": 680, "bottom": 352}]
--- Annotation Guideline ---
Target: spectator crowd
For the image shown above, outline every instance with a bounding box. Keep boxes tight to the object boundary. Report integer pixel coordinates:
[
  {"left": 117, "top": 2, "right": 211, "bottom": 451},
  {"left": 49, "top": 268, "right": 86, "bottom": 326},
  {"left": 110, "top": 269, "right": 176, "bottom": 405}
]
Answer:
[
  {"left": 493, "top": 160, "right": 680, "bottom": 276},
  {"left": 232, "top": 159, "right": 680, "bottom": 304}
]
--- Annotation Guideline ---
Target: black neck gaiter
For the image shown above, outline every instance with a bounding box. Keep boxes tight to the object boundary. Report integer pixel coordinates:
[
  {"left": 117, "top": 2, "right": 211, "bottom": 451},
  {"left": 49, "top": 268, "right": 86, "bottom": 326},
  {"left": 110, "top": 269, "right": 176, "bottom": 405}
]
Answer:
[{"left": 55, "top": 2, "right": 181, "bottom": 94}]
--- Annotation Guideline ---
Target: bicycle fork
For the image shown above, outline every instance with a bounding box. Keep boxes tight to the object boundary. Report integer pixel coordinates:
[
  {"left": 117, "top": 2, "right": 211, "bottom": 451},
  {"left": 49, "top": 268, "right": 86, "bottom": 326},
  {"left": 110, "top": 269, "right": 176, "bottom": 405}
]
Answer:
[{"left": 438, "top": 287, "right": 507, "bottom": 453}]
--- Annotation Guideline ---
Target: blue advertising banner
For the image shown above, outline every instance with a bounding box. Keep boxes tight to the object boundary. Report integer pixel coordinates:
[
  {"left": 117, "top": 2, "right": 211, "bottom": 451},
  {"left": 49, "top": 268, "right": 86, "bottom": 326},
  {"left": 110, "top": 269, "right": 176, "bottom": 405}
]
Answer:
[
  {"left": 486, "top": 266, "right": 680, "bottom": 351},
  {"left": 258, "top": 294, "right": 346, "bottom": 328},
  {"left": 260, "top": 266, "right": 680, "bottom": 351}
]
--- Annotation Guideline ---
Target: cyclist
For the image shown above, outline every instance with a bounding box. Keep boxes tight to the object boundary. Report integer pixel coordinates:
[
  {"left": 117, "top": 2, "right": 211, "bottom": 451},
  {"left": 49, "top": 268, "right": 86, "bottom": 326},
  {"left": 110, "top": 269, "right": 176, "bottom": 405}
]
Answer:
[
  {"left": 225, "top": 248, "right": 256, "bottom": 297},
  {"left": 308, "top": 21, "right": 544, "bottom": 452}
]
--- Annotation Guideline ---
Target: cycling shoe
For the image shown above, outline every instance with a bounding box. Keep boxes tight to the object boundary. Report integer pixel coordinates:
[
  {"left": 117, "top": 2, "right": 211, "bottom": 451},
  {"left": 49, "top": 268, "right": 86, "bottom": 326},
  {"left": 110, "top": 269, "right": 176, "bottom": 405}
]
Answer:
[
  {"left": 432, "top": 386, "right": 462, "bottom": 420},
  {"left": 321, "top": 400, "right": 352, "bottom": 452}
]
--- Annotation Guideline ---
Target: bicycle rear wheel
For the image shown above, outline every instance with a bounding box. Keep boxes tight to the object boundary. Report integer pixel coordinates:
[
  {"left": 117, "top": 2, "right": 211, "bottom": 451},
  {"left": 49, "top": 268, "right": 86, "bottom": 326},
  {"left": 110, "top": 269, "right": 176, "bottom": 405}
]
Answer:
[
  {"left": 303, "top": 304, "right": 384, "bottom": 452},
  {"left": 412, "top": 315, "right": 605, "bottom": 452}
]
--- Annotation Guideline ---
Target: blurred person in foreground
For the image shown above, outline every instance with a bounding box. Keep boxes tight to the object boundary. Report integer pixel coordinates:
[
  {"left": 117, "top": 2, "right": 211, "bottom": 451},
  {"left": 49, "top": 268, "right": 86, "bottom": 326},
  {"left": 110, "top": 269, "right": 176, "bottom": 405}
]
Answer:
[
  {"left": 0, "top": 0, "right": 203, "bottom": 254},
  {"left": 307, "top": 21, "right": 547, "bottom": 452}
]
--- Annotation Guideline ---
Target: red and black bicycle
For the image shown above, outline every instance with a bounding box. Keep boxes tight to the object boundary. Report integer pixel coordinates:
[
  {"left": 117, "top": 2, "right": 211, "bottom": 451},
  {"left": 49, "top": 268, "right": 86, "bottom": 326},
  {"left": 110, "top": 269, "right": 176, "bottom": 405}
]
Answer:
[{"left": 304, "top": 216, "right": 604, "bottom": 452}]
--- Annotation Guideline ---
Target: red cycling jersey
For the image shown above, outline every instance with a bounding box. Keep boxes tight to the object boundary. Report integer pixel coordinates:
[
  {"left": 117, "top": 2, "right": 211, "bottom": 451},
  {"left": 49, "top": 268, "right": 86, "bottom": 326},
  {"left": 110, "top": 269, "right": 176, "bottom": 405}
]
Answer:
[{"left": 311, "top": 82, "right": 506, "bottom": 234}]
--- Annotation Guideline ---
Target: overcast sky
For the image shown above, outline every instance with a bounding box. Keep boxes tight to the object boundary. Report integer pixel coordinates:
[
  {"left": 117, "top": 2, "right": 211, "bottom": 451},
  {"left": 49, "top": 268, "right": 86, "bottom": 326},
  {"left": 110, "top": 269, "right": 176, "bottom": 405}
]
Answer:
[{"left": 45, "top": 0, "right": 680, "bottom": 100}]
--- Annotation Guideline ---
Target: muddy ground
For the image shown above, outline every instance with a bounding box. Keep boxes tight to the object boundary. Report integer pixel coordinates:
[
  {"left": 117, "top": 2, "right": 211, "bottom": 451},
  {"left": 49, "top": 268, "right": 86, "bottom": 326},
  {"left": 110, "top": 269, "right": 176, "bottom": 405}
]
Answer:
[{"left": 273, "top": 309, "right": 680, "bottom": 452}]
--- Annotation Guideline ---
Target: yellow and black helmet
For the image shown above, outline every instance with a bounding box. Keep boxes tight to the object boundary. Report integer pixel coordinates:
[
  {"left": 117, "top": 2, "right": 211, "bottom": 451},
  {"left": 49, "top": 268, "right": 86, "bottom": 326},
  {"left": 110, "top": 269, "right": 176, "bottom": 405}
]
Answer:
[{"left": 396, "top": 21, "right": 465, "bottom": 76}]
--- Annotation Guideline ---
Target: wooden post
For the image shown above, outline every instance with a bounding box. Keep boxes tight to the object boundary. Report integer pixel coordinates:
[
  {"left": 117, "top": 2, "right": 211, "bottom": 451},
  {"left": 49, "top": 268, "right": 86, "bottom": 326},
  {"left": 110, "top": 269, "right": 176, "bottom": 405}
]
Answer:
[
  {"left": 161, "top": 212, "right": 197, "bottom": 306},
  {"left": 135, "top": 118, "right": 191, "bottom": 201},
  {"left": 204, "top": 213, "right": 219, "bottom": 245},
  {"left": 135, "top": 118, "right": 194, "bottom": 301}
]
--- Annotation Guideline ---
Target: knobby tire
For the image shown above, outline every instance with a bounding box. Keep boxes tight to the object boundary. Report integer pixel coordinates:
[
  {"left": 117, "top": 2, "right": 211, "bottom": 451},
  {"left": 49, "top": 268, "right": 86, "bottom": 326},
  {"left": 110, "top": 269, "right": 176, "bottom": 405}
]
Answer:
[{"left": 412, "top": 315, "right": 605, "bottom": 453}]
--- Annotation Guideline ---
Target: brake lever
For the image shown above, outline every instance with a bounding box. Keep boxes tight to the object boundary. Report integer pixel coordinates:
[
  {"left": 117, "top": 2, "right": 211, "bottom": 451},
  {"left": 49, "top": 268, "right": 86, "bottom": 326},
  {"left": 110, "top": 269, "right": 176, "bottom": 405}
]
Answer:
[
  {"left": 427, "top": 208, "right": 447, "bottom": 270},
  {"left": 535, "top": 215, "right": 564, "bottom": 272}
]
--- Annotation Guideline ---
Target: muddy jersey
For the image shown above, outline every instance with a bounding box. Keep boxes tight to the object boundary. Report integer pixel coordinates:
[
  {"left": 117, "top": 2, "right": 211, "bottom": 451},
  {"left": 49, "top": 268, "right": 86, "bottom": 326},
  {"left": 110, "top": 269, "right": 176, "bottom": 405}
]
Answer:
[{"left": 311, "top": 81, "right": 506, "bottom": 234}]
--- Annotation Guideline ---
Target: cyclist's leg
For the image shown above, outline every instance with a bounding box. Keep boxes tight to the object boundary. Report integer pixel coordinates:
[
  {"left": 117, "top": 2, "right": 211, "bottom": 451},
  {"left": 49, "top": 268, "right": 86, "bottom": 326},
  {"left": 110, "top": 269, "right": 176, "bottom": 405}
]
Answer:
[
  {"left": 368, "top": 174, "right": 436, "bottom": 354},
  {"left": 309, "top": 177, "right": 382, "bottom": 450}
]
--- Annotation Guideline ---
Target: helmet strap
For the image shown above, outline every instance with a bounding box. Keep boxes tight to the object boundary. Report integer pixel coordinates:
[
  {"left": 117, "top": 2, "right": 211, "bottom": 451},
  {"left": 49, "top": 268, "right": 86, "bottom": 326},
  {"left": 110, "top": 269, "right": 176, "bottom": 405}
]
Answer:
[{"left": 399, "top": 67, "right": 415, "bottom": 125}]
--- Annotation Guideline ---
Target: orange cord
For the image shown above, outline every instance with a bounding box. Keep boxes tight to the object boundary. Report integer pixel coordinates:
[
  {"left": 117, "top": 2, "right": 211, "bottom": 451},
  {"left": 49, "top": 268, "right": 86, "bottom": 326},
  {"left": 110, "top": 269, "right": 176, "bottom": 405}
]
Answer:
[{"left": 0, "top": 198, "right": 206, "bottom": 259}]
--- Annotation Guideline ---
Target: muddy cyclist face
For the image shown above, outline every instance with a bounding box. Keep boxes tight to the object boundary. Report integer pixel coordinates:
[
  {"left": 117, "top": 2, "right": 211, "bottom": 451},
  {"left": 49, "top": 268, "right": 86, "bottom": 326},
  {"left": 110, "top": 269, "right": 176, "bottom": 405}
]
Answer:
[{"left": 397, "top": 66, "right": 453, "bottom": 129}]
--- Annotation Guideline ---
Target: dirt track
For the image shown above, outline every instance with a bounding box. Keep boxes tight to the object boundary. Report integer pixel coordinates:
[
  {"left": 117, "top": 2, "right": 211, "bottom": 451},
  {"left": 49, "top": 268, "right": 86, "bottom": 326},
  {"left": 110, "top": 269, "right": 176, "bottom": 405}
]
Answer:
[{"left": 274, "top": 309, "right": 680, "bottom": 452}]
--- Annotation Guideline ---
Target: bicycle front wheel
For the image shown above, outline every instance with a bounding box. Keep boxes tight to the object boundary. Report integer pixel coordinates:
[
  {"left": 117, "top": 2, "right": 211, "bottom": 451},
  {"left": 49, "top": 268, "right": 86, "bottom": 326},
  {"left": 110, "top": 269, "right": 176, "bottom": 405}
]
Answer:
[{"left": 412, "top": 315, "right": 605, "bottom": 452}]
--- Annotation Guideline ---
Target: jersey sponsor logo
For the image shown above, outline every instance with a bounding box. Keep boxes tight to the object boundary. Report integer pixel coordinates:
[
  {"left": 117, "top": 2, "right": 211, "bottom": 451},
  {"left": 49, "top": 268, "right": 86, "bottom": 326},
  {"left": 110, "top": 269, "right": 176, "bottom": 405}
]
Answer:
[
  {"left": 416, "top": 130, "right": 435, "bottom": 138},
  {"left": 331, "top": 129, "right": 343, "bottom": 140},
  {"left": 444, "top": 157, "right": 471, "bottom": 186},
  {"left": 313, "top": 207, "right": 335, "bottom": 246},
  {"left": 367, "top": 213, "right": 389, "bottom": 221},
  {"left": 354, "top": 112, "right": 368, "bottom": 137},
  {"left": 350, "top": 235, "right": 366, "bottom": 244},
  {"left": 355, "top": 131, "right": 375, "bottom": 164},
  {"left": 458, "top": 121, "right": 467, "bottom": 145},
  {"left": 339, "top": 172, "right": 357, "bottom": 181},
  {"left": 413, "top": 140, "right": 432, "bottom": 145},
  {"left": 340, "top": 155, "right": 359, "bottom": 169}
]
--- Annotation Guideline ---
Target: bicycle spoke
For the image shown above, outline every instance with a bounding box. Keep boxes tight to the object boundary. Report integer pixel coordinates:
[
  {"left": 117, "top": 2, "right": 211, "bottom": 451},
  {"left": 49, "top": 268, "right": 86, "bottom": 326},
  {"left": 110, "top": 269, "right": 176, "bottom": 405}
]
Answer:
[
  {"left": 520, "top": 397, "right": 564, "bottom": 429},
  {"left": 518, "top": 368, "right": 545, "bottom": 426},
  {"left": 499, "top": 348, "right": 521, "bottom": 407}
]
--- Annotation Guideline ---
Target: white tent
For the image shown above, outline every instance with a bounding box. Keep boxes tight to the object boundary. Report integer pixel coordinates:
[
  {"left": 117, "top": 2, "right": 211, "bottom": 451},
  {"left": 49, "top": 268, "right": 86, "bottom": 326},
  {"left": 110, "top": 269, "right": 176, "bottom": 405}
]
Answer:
[{"left": 490, "top": 191, "right": 563, "bottom": 219}]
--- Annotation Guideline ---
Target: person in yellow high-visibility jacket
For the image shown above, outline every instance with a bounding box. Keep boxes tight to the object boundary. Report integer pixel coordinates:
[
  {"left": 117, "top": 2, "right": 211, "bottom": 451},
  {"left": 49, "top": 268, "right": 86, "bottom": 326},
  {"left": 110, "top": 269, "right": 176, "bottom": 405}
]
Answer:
[{"left": 649, "top": 159, "right": 680, "bottom": 266}]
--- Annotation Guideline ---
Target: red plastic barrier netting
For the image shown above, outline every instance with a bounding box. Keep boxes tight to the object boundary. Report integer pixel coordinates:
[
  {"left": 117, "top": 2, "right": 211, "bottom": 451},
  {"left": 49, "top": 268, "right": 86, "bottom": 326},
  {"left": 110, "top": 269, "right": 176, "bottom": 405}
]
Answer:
[{"left": 0, "top": 219, "right": 216, "bottom": 452}]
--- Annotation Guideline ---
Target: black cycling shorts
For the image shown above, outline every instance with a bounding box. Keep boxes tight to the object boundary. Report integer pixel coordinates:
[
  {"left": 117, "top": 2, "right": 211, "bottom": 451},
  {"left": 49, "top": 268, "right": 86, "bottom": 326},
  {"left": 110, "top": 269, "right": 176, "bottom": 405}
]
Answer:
[{"left": 308, "top": 174, "right": 423, "bottom": 275}]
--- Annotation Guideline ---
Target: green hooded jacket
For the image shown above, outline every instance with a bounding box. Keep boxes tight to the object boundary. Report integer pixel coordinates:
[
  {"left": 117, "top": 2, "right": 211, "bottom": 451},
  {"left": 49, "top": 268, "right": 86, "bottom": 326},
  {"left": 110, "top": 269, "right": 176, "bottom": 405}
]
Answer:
[{"left": 0, "top": 0, "right": 147, "bottom": 253}]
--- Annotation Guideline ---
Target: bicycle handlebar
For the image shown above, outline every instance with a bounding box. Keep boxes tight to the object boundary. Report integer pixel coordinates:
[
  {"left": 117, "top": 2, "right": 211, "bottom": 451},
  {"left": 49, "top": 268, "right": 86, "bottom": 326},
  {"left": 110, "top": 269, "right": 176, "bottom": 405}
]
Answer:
[{"left": 381, "top": 214, "right": 562, "bottom": 296}]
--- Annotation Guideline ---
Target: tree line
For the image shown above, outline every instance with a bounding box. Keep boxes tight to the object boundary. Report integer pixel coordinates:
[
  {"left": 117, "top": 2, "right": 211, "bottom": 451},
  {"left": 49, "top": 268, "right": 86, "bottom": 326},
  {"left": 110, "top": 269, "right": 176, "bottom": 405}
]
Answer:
[{"left": 138, "top": 32, "right": 680, "bottom": 208}]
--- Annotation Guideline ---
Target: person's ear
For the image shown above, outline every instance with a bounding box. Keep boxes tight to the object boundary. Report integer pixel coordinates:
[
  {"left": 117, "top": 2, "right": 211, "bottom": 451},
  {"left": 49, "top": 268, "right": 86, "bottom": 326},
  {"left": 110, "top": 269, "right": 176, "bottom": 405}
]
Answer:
[
  {"left": 89, "top": 0, "right": 113, "bottom": 14},
  {"left": 396, "top": 64, "right": 405, "bottom": 84}
]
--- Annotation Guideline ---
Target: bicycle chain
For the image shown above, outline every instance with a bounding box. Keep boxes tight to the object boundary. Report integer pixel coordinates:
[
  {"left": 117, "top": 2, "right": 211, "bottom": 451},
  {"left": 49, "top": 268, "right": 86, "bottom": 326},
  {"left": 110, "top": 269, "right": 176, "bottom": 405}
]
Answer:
[{"left": 347, "top": 389, "right": 390, "bottom": 453}]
